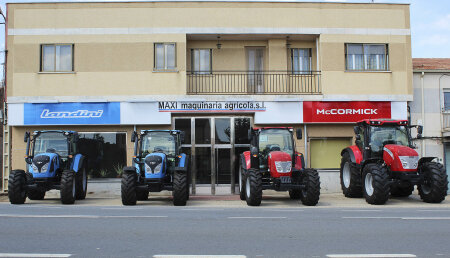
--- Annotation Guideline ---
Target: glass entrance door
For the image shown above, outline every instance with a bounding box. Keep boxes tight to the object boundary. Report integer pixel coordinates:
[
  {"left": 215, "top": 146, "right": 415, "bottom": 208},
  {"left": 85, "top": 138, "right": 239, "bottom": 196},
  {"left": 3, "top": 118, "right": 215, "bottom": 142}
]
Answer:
[{"left": 174, "top": 116, "right": 251, "bottom": 195}]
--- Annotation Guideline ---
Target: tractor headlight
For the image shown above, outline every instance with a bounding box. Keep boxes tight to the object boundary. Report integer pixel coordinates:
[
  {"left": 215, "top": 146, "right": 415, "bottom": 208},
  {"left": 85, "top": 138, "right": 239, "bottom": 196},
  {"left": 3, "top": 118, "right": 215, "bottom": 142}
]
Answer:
[
  {"left": 399, "top": 156, "right": 419, "bottom": 170},
  {"left": 275, "top": 161, "right": 292, "bottom": 173},
  {"left": 153, "top": 163, "right": 162, "bottom": 174},
  {"left": 31, "top": 163, "right": 39, "bottom": 172},
  {"left": 41, "top": 162, "right": 49, "bottom": 172}
]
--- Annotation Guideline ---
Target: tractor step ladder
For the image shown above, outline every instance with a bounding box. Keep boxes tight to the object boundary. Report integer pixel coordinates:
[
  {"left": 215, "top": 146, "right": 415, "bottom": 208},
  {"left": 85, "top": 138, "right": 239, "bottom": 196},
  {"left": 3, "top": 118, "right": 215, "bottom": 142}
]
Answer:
[{"left": 2, "top": 112, "right": 9, "bottom": 193}]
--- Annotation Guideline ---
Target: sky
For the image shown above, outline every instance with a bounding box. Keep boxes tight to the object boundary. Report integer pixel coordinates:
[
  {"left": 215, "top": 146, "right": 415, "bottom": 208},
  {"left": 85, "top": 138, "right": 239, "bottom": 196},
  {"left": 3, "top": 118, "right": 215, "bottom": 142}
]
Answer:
[{"left": 0, "top": 0, "right": 449, "bottom": 80}]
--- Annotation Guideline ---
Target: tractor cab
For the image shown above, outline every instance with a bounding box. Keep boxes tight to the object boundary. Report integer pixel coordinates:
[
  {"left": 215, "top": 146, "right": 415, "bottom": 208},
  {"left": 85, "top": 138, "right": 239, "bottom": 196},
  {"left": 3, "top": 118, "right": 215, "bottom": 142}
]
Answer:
[
  {"left": 25, "top": 130, "right": 79, "bottom": 178},
  {"left": 353, "top": 119, "right": 421, "bottom": 159}
]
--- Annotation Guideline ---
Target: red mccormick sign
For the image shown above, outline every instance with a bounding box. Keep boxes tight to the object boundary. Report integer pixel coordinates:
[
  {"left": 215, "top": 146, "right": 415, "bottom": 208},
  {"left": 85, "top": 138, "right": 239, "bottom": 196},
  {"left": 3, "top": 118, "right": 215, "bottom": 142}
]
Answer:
[{"left": 303, "top": 101, "right": 391, "bottom": 123}]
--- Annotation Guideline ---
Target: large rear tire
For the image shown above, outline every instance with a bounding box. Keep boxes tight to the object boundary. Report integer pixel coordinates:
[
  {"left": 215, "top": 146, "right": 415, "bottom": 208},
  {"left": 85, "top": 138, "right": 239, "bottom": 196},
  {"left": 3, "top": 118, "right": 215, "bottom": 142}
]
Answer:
[
  {"left": 75, "top": 165, "right": 88, "bottom": 200},
  {"left": 418, "top": 162, "right": 448, "bottom": 203},
  {"left": 8, "top": 170, "right": 27, "bottom": 204},
  {"left": 60, "top": 170, "right": 76, "bottom": 205},
  {"left": 300, "top": 169, "right": 320, "bottom": 206},
  {"left": 390, "top": 184, "right": 414, "bottom": 197},
  {"left": 340, "top": 152, "right": 362, "bottom": 198},
  {"left": 136, "top": 189, "right": 149, "bottom": 201},
  {"left": 245, "top": 168, "right": 262, "bottom": 206},
  {"left": 239, "top": 160, "right": 246, "bottom": 201},
  {"left": 27, "top": 189, "right": 46, "bottom": 200},
  {"left": 362, "top": 164, "right": 390, "bottom": 205},
  {"left": 121, "top": 171, "right": 137, "bottom": 206},
  {"left": 173, "top": 171, "right": 188, "bottom": 206}
]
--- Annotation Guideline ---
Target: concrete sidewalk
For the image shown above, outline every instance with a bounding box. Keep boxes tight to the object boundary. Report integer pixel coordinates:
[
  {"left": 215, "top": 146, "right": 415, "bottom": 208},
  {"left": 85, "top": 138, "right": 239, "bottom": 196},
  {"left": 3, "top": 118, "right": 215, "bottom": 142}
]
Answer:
[{"left": 0, "top": 178, "right": 449, "bottom": 208}]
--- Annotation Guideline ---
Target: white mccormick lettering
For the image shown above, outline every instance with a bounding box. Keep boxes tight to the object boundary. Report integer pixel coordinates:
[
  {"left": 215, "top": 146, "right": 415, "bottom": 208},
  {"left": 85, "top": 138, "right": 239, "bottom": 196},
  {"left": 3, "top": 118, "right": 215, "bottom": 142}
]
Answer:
[
  {"left": 40, "top": 109, "right": 104, "bottom": 119},
  {"left": 316, "top": 109, "right": 378, "bottom": 115}
]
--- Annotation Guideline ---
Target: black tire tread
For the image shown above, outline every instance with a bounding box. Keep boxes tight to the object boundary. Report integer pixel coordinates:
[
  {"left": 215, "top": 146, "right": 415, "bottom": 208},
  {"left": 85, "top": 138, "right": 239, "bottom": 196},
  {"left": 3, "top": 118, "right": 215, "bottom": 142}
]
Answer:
[
  {"left": 8, "top": 170, "right": 27, "bottom": 204},
  {"left": 60, "top": 170, "right": 76, "bottom": 205},
  {"left": 340, "top": 153, "right": 363, "bottom": 198},
  {"left": 75, "top": 165, "right": 88, "bottom": 200},
  {"left": 363, "top": 164, "right": 390, "bottom": 205},
  {"left": 289, "top": 189, "right": 302, "bottom": 200},
  {"left": 239, "top": 158, "right": 246, "bottom": 201},
  {"left": 245, "top": 168, "right": 262, "bottom": 206},
  {"left": 27, "top": 189, "right": 45, "bottom": 200},
  {"left": 418, "top": 162, "right": 448, "bottom": 203},
  {"left": 121, "top": 172, "right": 137, "bottom": 205},
  {"left": 173, "top": 171, "right": 188, "bottom": 206},
  {"left": 390, "top": 184, "right": 414, "bottom": 197},
  {"left": 300, "top": 169, "right": 321, "bottom": 206}
]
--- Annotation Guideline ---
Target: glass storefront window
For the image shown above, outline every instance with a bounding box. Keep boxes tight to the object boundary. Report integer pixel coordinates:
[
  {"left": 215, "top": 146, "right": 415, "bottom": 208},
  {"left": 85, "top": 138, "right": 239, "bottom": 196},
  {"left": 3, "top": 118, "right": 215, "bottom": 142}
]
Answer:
[
  {"left": 215, "top": 118, "right": 231, "bottom": 144},
  {"left": 235, "top": 118, "right": 251, "bottom": 144},
  {"left": 175, "top": 119, "right": 191, "bottom": 144},
  {"left": 195, "top": 118, "right": 211, "bottom": 144},
  {"left": 78, "top": 132, "right": 127, "bottom": 178}
]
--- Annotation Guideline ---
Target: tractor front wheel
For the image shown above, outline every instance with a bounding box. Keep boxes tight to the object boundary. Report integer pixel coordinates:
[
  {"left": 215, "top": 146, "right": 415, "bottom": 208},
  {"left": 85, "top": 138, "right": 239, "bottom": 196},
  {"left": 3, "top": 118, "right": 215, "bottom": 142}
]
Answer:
[
  {"left": 340, "top": 152, "right": 362, "bottom": 198},
  {"left": 136, "top": 189, "right": 149, "bottom": 201},
  {"left": 300, "top": 169, "right": 320, "bottom": 206},
  {"left": 362, "top": 164, "right": 390, "bottom": 205},
  {"left": 289, "top": 189, "right": 302, "bottom": 199},
  {"left": 8, "top": 170, "right": 27, "bottom": 204},
  {"left": 60, "top": 170, "right": 76, "bottom": 205},
  {"left": 239, "top": 160, "right": 246, "bottom": 201},
  {"left": 418, "top": 162, "right": 448, "bottom": 203},
  {"left": 75, "top": 165, "right": 88, "bottom": 200},
  {"left": 173, "top": 171, "right": 188, "bottom": 206},
  {"left": 245, "top": 169, "right": 262, "bottom": 206},
  {"left": 121, "top": 171, "right": 137, "bottom": 206}
]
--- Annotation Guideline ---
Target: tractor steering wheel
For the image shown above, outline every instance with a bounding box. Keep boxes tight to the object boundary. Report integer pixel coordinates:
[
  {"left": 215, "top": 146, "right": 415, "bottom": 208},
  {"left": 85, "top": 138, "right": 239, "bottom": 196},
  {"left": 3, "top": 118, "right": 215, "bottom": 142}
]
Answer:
[{"left": 382, "top": 140, "right": 396, "bottom": 146}]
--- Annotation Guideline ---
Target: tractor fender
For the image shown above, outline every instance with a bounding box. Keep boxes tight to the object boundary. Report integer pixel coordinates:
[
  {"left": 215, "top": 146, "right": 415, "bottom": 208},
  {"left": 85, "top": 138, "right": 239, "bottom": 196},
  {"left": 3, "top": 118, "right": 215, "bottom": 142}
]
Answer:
[
  {"left": 418, "top": 157, "right": 437, "bottom": 167},
  {"left": 294, "top": 152, "right": 305, "bottom": 170},
  {"left": 341, "top": 146, "right": 363, "bottom": 164},
  {"left": 242, "top": 151, "right": 251, "bottom": 170},
  {"left": 123, "top": 166, "right": 137, "bottom": 175},
  {"left": 71, "top": 154, "right": 85, "bottom": 173},
  {"left": 175, "top": 153, "right": 189, "bottom": 172}
]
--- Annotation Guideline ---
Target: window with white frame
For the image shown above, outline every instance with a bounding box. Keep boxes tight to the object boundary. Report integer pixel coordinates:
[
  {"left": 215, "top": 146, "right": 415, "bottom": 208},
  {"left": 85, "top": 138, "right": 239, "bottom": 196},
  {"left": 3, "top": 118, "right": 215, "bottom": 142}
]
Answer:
[
  {"left": 41, "top": 44, "right": 74, "bottom": 72},
  {"left": 346, "top": 44, "right": 388, "bottom": 71},
  {"left": 191, "top": 49, "right": 212, "bottom": 74},
  {"left": 291, "top": 48, "right": 311, "bottom": 74},
  {"left": 444, "top": 91, "right": 450, "bottom": 111},
  {"left": 154, "top": 43, "right": 176, "bottom": 70}
]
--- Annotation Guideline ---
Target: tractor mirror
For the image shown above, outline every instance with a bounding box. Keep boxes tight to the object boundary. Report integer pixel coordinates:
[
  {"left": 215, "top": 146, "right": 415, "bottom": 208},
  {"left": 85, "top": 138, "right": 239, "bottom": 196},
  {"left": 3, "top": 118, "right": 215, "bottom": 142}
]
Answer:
[
  {"left": 353, "top": 126, "right": 360, "bottom": 135},
  {"left": 355, "top": 134, "right": 361, "bottom": 141},
  {"left": 131, "top": 131, "right": 137, "bottom": 142},
  {"left": 24, "top": 132, "right": 30, "bottom": 143},
  {"left": 296, "top": 128, "right": 302, "bottom": 140},
  {"left": 417, "top": 125, "right": 423, "bottom": 135}
]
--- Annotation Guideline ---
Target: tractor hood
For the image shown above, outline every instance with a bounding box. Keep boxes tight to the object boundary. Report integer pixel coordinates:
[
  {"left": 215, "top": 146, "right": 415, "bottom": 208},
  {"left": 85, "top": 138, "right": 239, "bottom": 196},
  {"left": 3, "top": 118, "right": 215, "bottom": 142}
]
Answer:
[
  {"left": 144, "top": 153, "right": 166, "bottom": 178},
  {"left": 29, "top": 153, "right": 59, "bottom": 178},
  {"left": 268, "top": 151, "right": 292, "bottom": 178},
  {"left": 383, "top": 144, "right": 419, "bottom": 172}
]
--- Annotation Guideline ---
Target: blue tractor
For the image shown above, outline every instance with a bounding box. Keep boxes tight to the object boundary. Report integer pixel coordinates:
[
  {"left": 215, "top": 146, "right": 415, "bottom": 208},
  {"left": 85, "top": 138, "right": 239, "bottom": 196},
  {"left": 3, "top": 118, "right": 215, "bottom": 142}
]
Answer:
[
  {"left": 121, "top": 130, "right": 190, "bottom": 206},
  {"left": 8, "top": 131, "right": 88, "bottom": 205}
]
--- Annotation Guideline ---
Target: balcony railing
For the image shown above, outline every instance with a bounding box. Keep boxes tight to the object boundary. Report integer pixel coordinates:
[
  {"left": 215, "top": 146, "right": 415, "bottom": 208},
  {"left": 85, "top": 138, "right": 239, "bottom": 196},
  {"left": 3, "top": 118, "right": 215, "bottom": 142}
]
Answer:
[{"left": 187, "top": 71, "right": 321, "bottom": 95}]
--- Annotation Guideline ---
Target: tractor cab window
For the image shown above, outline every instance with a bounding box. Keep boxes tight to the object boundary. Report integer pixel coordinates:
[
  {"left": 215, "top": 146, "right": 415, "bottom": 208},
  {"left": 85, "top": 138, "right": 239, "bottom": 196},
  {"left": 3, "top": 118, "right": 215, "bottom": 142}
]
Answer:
[
  {"left": 141, "top": 131, "right": 176, "bottom": 157},
  {"left": 33, "top": 132, "right": 69, "bottom": 157},
  {"left": 369, "top": 125, "right": 409, "bottom": 154},
  {"left": 258, "top": 129, "right": 294, "bottom": 156}
]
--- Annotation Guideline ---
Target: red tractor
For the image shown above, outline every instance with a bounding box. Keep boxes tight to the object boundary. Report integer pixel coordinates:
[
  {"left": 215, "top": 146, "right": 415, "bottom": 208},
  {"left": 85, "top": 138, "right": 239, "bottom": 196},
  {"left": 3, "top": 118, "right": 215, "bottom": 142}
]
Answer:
[
  {"left": 239, "top": 127, "right": 320, "bottom": 206},
  {"left": 341, "top": 119, "right": 448, "bottom": 205}
]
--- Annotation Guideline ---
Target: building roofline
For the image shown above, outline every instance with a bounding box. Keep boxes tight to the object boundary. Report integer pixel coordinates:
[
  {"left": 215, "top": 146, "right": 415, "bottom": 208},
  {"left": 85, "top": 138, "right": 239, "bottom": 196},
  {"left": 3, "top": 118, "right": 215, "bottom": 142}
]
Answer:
[
  {"left": 6, "top": 0, "right": 410, "bottom": 5},
  {"left": 413, "top": 70, "right": 450, "bottom": 73}
]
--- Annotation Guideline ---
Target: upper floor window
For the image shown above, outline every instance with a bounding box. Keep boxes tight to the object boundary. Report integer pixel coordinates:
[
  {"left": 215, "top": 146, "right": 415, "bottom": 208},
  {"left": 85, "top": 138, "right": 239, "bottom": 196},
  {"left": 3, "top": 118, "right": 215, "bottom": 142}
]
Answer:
[
  {"left": 154, "top": 43, "right": 176, "bottom": 70},
  {"left": 444, "top": 92, "right": 450, "bottom": 111},
  {"left": 191, "top": 49, "right": 212, "bottom": 74},
  {"left": 41, "top": 44, "right": 73, "bottom": 72},
  {"left": 291, "top": 48, "right": 311, "bottom": 74},
  {"left": 346, "top": 44, "right": 388, "bottom": 71}
]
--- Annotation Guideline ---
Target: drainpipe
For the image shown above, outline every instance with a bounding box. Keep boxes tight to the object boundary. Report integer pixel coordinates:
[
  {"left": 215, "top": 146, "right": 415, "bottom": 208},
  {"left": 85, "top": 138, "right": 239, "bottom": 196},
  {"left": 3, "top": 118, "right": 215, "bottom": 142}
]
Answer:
[{"left": 421, "top": 72, "right": 425, "bottom": 157}]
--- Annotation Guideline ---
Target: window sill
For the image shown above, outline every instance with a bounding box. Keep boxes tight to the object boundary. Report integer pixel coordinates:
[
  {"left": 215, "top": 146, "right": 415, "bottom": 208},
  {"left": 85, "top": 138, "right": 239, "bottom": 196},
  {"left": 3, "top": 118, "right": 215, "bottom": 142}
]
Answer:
[
  {"left": 345, "top": 70, "right": 392, "bottom": 73},
  {"left": 152, "top": 69, "right": 179, "bottom": 73},
  {"left": 38, "top": 71, "right": 76, "bottom": 74}
]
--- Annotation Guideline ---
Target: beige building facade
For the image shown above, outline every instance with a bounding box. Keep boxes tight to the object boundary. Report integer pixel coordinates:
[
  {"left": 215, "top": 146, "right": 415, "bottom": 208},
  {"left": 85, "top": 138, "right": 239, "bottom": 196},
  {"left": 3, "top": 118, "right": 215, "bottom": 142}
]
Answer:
[{"left": 3, "top": 1, "right": 412, "bottom": 194}]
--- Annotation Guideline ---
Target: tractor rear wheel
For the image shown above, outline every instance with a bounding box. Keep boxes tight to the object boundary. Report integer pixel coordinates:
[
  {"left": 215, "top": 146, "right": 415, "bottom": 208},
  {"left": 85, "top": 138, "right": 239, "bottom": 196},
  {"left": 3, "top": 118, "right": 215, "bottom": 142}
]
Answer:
[
  {"left": 136, "top": 189, "right": 149, "bottom": 201},
  {"left": 390, "top": 184, "right": 414, "bottom": 197},
  {"left": 418, "top": 162, "right": 448, "bottom": 203},
  {"left": 121, "top": 172, "right": 137, "bottom": 205},
  {"left": 60, "top": 170, "right": 76, "bottom": 205},
  {"left": 245, "top": 168, "right": 262, "bottom": 206},
  {"left": 173, "top": 171, "right": 188, "bottom": 206},
  {"left": 75, "top": 165, "right": 88, "bottom": 200},
  {"left": 340, "top": 152, "right": 362, "bottom": 198},
  {"left": 362, "top": 164, "right": 390, "bottom": 205},
  {"left": 239, "top": 160, "right": 246, "bottom": 201},
  {"left": 300, "top": 169, "right": 320, "bottom": 206},
  {"left": 27, "top": 189, "right": 46, "bottom": 200},
  {"left": 289, "top": 189, "right": 302, "bottom": 199},
  {"left": 8, "top": 170, "right": 27, "bottom": 204}
]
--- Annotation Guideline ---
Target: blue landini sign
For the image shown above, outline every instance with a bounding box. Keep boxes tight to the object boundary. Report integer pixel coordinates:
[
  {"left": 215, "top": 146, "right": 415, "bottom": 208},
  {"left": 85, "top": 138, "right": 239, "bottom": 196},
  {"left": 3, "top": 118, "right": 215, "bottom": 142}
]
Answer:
[{"left": 24, "top": 102, "right": 120, "bottom": 125}]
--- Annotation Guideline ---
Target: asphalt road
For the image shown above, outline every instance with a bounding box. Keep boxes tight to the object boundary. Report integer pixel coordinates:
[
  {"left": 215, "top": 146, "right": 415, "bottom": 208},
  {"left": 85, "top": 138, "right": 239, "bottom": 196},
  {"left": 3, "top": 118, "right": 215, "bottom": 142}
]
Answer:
[{"left": 0, "top": 202, "right": 450, "bottom": 258}]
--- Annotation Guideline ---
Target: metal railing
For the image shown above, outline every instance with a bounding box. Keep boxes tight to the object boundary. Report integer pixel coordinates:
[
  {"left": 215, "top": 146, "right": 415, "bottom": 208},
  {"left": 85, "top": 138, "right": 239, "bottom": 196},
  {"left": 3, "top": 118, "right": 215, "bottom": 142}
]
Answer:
[{"left": 186, "top": 70, "right": 321, "bottom": 95}]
